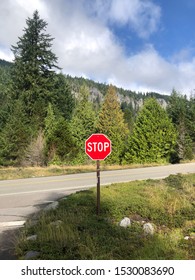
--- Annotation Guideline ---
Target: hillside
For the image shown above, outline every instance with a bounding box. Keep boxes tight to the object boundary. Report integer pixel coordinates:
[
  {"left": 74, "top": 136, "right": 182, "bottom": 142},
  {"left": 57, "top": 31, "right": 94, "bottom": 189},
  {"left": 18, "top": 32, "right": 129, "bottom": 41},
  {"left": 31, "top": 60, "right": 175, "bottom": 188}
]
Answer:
[
  {"left": 0, "top": 59, "right": 12, "bottom": 68},
  {"left": 65, "top": 74, "right": 169, "bottom": 109},
  {"left": 0, "top": 58, "right": 169, "bottom": 110}
]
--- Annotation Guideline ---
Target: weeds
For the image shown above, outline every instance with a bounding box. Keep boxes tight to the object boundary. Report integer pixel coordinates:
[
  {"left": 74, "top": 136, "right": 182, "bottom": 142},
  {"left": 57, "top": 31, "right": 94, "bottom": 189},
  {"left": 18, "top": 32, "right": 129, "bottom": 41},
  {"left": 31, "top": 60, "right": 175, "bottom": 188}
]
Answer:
[{"left": 15, "top": 174, "right": 195, "bottom": 260}]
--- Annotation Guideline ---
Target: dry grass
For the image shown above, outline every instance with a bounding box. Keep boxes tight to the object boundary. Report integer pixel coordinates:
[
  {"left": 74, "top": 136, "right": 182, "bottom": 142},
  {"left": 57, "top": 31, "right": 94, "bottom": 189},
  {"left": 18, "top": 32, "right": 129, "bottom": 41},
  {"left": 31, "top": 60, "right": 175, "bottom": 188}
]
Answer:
[{"left": 0, "top": 162, "right": 164, "bottom": 180}]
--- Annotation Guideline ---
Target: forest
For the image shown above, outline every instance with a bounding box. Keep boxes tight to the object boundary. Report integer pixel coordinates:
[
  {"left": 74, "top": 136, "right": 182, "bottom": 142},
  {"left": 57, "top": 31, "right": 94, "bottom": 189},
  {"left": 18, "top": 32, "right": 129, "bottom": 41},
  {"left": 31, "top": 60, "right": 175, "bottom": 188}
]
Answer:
[{"left": 0, "top": 10, "right": 195, "bottom": 167}]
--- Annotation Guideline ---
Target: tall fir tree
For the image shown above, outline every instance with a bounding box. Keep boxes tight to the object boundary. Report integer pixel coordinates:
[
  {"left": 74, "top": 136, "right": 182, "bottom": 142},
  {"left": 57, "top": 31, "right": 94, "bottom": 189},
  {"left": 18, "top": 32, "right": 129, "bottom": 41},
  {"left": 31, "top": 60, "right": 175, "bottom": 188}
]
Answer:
[
  {"left": 124, "top": 98, "right": 177, "bottom": 164},
  {"left": 167, "top": 90, "right": 193, "bottom": 161},
  {"left": 96, "top": 85, "right": 129, "bottom": 164},
  {"left": 11, "top": 10, "right": 59, "bottom": 123},
  {"left": 70, "top": 85, "right": 96, "bottom": 163}
]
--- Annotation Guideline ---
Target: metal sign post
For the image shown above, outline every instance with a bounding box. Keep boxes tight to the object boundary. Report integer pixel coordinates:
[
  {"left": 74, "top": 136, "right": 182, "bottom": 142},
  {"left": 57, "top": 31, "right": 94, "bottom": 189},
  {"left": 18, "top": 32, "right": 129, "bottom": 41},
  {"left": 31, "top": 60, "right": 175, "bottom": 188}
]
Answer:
[{"left": 97, "top": 160, "right": 100, "bottom": 215}]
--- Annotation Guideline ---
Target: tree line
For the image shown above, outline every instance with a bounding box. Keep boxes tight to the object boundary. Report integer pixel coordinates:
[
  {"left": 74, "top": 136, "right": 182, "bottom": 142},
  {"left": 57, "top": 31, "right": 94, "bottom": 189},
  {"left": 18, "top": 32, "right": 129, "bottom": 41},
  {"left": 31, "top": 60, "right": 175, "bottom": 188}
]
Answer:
[{"left": 0, "top": 10, "right": 194, "bottom": 166}]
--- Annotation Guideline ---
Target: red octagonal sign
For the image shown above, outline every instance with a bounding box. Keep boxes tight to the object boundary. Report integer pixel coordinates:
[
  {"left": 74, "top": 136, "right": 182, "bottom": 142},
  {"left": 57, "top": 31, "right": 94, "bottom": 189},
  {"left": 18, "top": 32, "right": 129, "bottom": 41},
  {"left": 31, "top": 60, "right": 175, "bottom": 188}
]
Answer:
[{"left": 85, "top": 134, "right": 112, "bottom": 160}]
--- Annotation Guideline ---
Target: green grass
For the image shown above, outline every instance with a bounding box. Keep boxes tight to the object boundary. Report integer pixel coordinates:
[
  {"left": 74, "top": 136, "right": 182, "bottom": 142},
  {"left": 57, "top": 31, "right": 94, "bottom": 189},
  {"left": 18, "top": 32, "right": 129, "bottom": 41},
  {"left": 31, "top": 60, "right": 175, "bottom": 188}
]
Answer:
[{"left": 16, "top": 174, "right": 195, "bottom": 260}]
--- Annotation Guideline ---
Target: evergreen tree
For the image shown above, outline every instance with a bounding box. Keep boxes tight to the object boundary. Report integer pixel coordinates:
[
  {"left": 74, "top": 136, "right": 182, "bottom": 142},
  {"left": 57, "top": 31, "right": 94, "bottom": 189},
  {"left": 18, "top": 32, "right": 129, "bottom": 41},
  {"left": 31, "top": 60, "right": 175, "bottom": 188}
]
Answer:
[
  {"left": 167, "top": 90, "right": 193, "bottom": 161},
  {"left": 44, "top": 104, "right": 76, "bottom": 164},
  {"left": 52, "top": 73, "right": 75, "bottom": 120},
  {"left": 123, "top": 98, "right": 177, "bottom": 164},
  {"left": 44, "top": 103, "right": 59, "bottom": 162},
  {"left": 0, "top": 101, "right": 30, "bottom": 165},
  {"left": 11, "top": 10, "right": 59, "bottom": 122},
  {"left": 70, "top": 85, "right": 96, "bottom": 163},
  {"left": 96, "top": 85, "right": 129, "bottom": 164},
  {"left": 0, "top": 65, "right": 12, "bottom": 132},
  {"left": 188, "top": 96, "right": 195, "bottom": 141},
  {"left": 121, "top": 101, "right": 135, "bottom": 131},
  {"left": 44, "top": 103, "right": 56, "bottom": 142}
]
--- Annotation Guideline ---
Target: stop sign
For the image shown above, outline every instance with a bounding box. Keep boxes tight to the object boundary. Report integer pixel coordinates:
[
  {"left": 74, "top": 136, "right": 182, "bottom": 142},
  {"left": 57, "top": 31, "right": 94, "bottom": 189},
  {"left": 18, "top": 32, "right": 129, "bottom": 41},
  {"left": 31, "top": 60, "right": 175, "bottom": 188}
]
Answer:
[{"left": 85, "top": 134, "right": 112, "bottom": 160}]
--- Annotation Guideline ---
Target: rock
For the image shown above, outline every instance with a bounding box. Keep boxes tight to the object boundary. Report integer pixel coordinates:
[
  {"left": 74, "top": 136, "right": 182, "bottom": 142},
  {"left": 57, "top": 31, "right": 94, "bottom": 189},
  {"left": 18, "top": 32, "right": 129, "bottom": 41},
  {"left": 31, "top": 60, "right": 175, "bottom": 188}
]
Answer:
[
  {"left": 119, "top": 217, "right": 131, "bottom": 228},
  {"left": 143, "top": 223, "right": 155, "bottom": 235},
  {"left": 24, "top": 251, "right": 40, "bottom": 260},
  {"left": 26, "top": 235, "right": 37, "bottom": 241},
  {"left": 44, "top": 201, "right": 59, "bottom": 211}
]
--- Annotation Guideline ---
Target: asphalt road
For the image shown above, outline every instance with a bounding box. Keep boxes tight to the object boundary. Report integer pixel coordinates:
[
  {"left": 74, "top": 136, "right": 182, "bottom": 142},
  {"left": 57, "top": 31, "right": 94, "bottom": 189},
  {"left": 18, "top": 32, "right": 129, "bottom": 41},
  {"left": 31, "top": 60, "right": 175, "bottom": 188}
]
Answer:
[{"left": 0, "top": 162, "right": 195, "bottom": 232}]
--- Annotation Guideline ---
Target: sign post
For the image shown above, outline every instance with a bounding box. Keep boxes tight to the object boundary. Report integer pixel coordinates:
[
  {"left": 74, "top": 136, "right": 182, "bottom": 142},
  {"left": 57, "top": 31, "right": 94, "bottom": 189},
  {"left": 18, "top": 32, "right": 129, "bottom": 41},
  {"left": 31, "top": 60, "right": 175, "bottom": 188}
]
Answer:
[
  {"left": 97, "top": 160, "right": 100, "bottom": 215},
  {"left": 85, "top": 134, "right": 112, "bottom": 215}
]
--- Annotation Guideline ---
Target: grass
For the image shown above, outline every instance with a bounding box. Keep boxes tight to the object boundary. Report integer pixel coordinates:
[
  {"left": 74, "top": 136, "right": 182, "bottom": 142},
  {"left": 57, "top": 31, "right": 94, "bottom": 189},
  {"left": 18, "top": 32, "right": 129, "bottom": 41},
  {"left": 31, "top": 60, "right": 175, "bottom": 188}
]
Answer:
[
  {"left": 0, "top": 165, "right": 97, "bottom": 180},
  {"left": 15, "top": 173, "right": 195, "bottom": 260},
  {"left": 0, "top": 162, "right": 165, "bottom": 180}
]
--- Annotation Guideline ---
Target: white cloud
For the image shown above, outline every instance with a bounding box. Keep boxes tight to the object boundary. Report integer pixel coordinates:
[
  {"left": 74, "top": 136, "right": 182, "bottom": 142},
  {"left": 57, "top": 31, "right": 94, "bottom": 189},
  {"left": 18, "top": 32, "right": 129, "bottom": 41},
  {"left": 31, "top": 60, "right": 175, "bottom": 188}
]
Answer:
[
  {"left": 124, "top": 46, "right": 195, "bottom": 94},
  {"left": 0, "top": 49, "right": 14, "bottom": 61},
  {"left": 85, "top": 0, "right": 161, "bottom": 39},
  {"left": 1, "top": 0, "right": 195, "bottom": 96},
  {"left": 108, "top": 0, "right": 161, "bottom": 38},
  {"left": 14, "top": 0, "right": 48, "bottom": 16},
  {"left": 0, "top": 0, "right": 48, "bottom": 59}
]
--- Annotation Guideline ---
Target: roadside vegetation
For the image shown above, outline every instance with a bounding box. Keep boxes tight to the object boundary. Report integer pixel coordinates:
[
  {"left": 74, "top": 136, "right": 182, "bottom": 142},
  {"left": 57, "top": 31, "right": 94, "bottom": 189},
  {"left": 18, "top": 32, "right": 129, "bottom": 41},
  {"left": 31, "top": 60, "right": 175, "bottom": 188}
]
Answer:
[
  {"left": 0, "top": 163, "right": 168, "bottom": 180},
  {"left": 16, "top": 173, "right": 195, "bottom": 260}
]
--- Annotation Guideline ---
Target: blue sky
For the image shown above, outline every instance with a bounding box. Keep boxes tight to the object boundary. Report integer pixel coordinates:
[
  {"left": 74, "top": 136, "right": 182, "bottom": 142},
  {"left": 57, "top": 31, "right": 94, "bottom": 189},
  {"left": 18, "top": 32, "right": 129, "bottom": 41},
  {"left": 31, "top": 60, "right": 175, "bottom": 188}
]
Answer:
[
  {"left": 1, "top": 0, "right": 195, "bottom": 96},
  {"left": 110, "top": 0, "right": 195, "bottom": 60},
  {"left": 150, "top": 0, "right": 195, "bottom": 60}
]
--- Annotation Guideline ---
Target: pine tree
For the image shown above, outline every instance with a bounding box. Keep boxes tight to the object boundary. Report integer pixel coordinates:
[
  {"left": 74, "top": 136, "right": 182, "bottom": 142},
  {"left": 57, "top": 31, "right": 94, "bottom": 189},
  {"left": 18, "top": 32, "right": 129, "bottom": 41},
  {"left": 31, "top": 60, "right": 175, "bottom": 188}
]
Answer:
[
  {"left": 123, "top": 98, "right": 177, "bottom": 164},
  {"left": 44, "top": 103, "right": 58, "bottom": 162},
  {"left": 121, "top": 102, "right": 135, "bottom": 131},
  {"left": 167, "top": 90, "right": 193, "bottom": 161},
  {"left": 11, "top": 10, "right": 59, "bottom": 121},
  {"left": 188, "top": 96, "right": 195, "bottom": 141},
  {"left": 0, "top": 65, "right": 12, "bottom": 132},
  {"left": 52, "top": 73, "right": 75, "bottom": 120},
  {"left": 70, "top": 85, "right": 96, "bottom": 163},
  {"left": 44, "top": 104, "right": 76, "bottom": 164},
  {"left": 44, "top": 103, "right": 56, "bottom": 141},
  {"left": 0, "top": 101, "right": 30, "bottom": 165},
  {"left": 96, "top": 85, "right": 129, "bottom": 164}
]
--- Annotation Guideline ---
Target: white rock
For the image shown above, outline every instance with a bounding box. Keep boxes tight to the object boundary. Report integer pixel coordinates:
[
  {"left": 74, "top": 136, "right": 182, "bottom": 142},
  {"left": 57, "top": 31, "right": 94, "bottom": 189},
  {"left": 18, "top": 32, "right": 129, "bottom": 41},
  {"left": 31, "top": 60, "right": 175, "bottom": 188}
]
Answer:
[
  {"left": 27, "top": 234, "right": 37, "bottom": 241},
  {"left": 119, "top": 217, "right": 131, "bottom": 228},
  {"left": 24, "top": 251, "right": 39, "bottom": 260},
  {"left": 143, "top": 223, "right": 154, "bottom": 235},
  {"left": 44, "top": 201, "right": 59, "bottom": 211}
]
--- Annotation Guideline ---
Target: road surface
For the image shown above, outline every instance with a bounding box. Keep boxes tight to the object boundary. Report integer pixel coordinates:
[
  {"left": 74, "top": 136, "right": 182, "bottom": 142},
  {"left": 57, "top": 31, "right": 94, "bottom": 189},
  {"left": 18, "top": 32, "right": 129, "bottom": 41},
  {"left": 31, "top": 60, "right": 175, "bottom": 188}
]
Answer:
[{"left": 0, "top": 162, "right": 195, "bottom": 232}]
